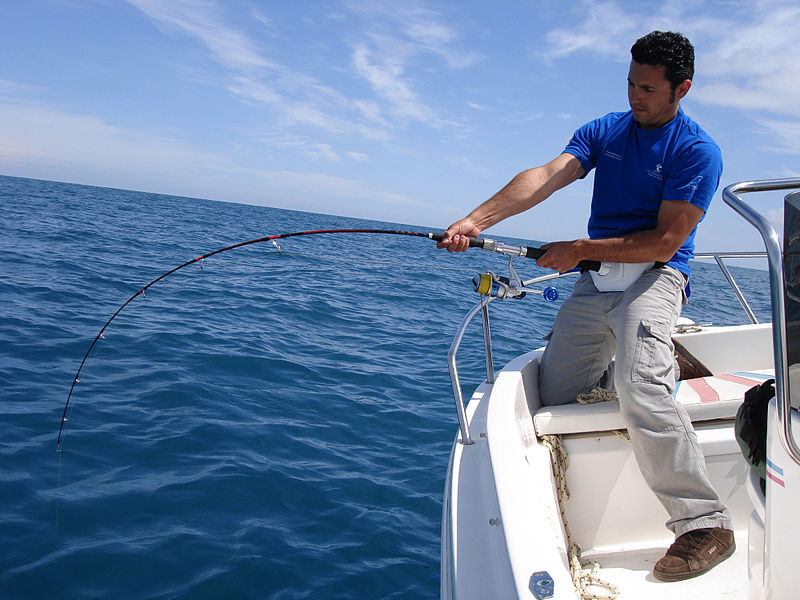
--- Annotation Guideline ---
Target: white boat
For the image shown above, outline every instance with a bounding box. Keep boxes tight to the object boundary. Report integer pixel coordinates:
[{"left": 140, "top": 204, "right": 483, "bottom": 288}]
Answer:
[{"left": 441, "top": 178, "right": 800, "bottom": 599}]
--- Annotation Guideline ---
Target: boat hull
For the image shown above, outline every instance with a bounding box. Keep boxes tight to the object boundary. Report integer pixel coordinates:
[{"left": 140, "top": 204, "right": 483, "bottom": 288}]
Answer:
[{"left": 442, "top": 323, "right": 773, "bottom": 599}]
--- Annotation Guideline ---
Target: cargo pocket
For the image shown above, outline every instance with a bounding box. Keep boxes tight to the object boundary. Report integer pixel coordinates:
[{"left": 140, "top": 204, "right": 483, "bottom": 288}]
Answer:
[{"left": 631, "top": 319, "right": 673, "bottom": 383}]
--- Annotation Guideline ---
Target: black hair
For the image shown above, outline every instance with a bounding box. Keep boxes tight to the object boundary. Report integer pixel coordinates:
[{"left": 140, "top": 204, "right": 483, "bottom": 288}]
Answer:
[{"left": 630, "top": 31, "right": 694, "bottom": 89}]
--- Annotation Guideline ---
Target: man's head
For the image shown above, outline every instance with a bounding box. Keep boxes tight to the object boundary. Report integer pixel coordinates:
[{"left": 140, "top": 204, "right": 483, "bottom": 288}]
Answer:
[
  {"left": 627, "top": 31, "right": 694, "bottom": 128},
  {"left": 631, "top": 31, "right": 694, "bottom": 89}
]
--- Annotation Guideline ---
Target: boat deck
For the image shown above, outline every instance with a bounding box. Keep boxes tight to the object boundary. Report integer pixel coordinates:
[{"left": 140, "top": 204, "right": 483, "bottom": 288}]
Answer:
[
  {"left": 585, "top": 530, "right": 748, "bottom": 599},
  {"left": 443, "top": 333, "right": 769, "bottom": 599}
]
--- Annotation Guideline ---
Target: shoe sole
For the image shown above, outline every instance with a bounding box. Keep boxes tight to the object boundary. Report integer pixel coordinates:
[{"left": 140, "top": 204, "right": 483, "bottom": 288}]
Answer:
[{"left": 653, "top": 541, "right": 736, "bottom": 582}]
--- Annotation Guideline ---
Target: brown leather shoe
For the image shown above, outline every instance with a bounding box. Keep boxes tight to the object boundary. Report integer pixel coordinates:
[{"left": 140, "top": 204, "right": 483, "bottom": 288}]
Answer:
[{"left": 653, "top": 527, "right": 735, "bottom": 582}]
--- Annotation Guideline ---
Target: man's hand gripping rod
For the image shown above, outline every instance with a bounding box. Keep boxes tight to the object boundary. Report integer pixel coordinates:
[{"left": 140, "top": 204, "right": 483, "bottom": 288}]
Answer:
[{"left": 428, "top": 233, "right": 601, "bottom": 272}]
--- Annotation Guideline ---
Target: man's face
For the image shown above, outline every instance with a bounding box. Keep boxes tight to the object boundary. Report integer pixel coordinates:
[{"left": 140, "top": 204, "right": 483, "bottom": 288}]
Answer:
[{"left": 627, "top": 60, "right": 689, "bottom": 129}]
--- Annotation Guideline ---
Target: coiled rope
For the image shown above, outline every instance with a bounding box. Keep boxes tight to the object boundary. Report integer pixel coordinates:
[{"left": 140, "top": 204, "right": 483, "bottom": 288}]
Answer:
[{"left": 540, "top": 434, "right": 620, "bottom": 600}]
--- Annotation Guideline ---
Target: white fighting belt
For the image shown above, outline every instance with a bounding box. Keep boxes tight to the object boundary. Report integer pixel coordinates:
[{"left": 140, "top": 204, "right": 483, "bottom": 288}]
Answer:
[{"left": 589, "top": 261, "right": 655, "bottom": 292}]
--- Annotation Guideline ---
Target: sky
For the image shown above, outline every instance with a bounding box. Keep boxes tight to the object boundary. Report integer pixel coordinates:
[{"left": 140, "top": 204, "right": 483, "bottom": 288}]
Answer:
[{"left": 1, "top": 0, "right": 799, "bottom": 252}]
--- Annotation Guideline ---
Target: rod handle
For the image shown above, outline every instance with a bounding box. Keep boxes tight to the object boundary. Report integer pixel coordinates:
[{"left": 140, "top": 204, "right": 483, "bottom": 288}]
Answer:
[
  {"left": 429, "top": 232, "right": 484, "bottom": 248},
  {"left": 523, "top": 246, "right": 600, "bottom": 272},
  {"left": 430, "top": 232, "right": 600, "bottom": 271}
]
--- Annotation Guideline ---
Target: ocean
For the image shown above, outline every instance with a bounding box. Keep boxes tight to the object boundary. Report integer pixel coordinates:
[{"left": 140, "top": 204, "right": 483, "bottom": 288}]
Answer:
[{"left": 0, "top": 175, "right": 772, "bottom": 599}]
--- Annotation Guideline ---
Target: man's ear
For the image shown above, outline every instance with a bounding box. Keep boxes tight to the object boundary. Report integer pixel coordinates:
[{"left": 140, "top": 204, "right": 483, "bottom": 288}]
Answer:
[{"left": 676, "top": 78, "right": 692, "bottom": 101}]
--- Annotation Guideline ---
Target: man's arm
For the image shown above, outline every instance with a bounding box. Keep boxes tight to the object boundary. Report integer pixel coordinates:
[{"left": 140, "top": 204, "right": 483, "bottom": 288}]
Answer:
[
  {"left": 438, "top": 153, "right": 585, "bottom": 252},
  {"left": 535, "top": 199, "right": 706, "bottom": 272}
]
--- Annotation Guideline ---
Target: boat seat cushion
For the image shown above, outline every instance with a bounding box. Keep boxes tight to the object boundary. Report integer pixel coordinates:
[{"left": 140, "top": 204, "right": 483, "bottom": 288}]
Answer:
[{"left": 533, "top": 369, "right": 775, "bottom": 436}]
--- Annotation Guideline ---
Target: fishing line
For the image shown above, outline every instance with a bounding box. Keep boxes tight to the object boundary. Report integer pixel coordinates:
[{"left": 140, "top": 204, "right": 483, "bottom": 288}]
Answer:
[
  {"left": 260, "top": 248, "right": 480, "bottom": 274},
  {"left": 56, "top": 228, "right": 577, "bottom": 451},
  {"left": 57, "top": 229, "right": 441, "bottom": 451}
]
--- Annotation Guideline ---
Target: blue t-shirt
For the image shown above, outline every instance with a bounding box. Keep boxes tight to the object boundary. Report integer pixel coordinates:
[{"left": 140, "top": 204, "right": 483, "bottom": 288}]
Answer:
[{"left": 563, "top": 108, "right": 722, "bottom": 276}]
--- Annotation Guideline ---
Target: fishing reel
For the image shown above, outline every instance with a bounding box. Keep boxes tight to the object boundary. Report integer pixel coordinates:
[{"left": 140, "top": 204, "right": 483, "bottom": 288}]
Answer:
[
  {"left": 473, "top": 272, "right": 526, "bottom": 299},
  {"left": 472, "top": 271, "right": 558, "bottom": 302}
]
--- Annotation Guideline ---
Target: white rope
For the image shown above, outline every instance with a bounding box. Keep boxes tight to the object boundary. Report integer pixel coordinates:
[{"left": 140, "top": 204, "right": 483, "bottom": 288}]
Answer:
[
  {"left": 576, "top": 387, "right": 618, "bottom": 404},
  {"left": 541, "top": 434, "right": 620, "bottom": 600},
  {"left": 575, "top": 388, "right": 630, "bottom": 442}
]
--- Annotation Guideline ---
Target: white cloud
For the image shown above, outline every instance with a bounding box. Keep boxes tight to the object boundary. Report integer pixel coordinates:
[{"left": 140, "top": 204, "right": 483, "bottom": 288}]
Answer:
[
  {"left": 0, "top": 79, "right": 44, "bottom": 94},
  {"left": 127, "top": 0, "right": 474, "bottom": 146},
  {"left": 539, "top": 0, "right": 800, "bottom": 114},
  {"left": 127, "top": 0, "right": 389, "bottom": 144},
  {"left": 543, "top": 1, "right": 638, "bottom": 60},
  {"left": 693, "top": 5, "right": 800, "bottom": 117},
  {"left": 227, "top": 75, "right": 282, "bottom": 105},
  {"left": 126, "top": 0, "right": 274, "bottom": 71},
  {"left": 401, "top": 17, "right": 478, "bottom": 69},
  {"left": 305, "top": 143, "right": 340, "bottom": 163},
  {"left": 0, "top": 99, "right": 414, "bottom": 213},
  {"left": 0, "top": 100, "right": 226, "bottom": 176},
  {"left": 352, "top": 44, "right": 437, "bottom": 125},
  {"left": 250, "top": 168, "right": 428, "bottom": 209},
  {"left": 538, "top": 0, "right": 800, "bottom": 155},
  {"left": 345, "top": 1, "right": 479, "bottom": 69},
  {"left": 755, "top": 118, "right": 800, "bottom": 156},
  {"left": 352, "top": 100, "right": 389, "bottom": 127},
  {"left": 344, "top": 1, "right": 476, "bottom": 129},
  {"left": 244, "top": 129, "right": 370, "bottom": 165},
  {"left": 765, "top": 207, "right": 783, "bottom": 234},
  {"left": 346, "top": 151, "right": 369, "bottom": 162}
]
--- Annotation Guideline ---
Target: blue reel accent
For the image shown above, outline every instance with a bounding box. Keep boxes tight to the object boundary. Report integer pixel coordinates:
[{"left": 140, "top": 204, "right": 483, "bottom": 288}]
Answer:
[{"left": 542, "top": 286, "right": 558, "bottom": 302}]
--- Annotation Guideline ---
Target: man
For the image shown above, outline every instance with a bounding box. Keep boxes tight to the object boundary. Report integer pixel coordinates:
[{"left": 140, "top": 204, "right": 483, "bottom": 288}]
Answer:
[{"left": 438, "top": 31, "right": 734, "bottom": 582}]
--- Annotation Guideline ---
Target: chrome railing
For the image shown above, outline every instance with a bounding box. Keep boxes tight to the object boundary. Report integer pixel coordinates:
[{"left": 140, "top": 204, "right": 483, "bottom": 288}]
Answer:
[
  {"left": 723, "top": 178, "right": 800, "bottom": 467},
  {"left": 447, "top": 270, "right": 573, "bottom": 445},
  {"left": 694, "top": 252, "right": 766, "bottom": 324},
  {"left": 447, "top": 300, "right": 490, "bottom": 445}
]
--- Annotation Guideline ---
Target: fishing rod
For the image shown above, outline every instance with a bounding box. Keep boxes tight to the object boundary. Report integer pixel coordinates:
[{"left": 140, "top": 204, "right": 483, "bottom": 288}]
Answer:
[{"left": 56, "top": 227, "right": 590, "bottom": 451}]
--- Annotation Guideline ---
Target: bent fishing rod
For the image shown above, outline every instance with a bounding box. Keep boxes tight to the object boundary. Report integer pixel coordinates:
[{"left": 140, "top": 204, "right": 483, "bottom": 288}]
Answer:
[{"left": 56, "top": 227, "right": 600, "bottom": 451}]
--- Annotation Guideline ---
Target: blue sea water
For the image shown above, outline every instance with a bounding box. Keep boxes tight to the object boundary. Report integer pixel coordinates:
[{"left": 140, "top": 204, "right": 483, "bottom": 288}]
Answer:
[{"left": 0, "top": 175, "right": 772, "bottom": 599}]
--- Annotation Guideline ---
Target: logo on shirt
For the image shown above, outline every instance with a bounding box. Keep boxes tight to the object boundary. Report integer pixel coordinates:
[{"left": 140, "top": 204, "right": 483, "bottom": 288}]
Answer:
[
  {"left": 647, "top": 163, "right": 663, "bottom": 181},
  {"left": 604, "top": 150, "right": 623, "bottom": 161},
  {"left": 687, "top": 175, "right": 703, "bottom": 198}
]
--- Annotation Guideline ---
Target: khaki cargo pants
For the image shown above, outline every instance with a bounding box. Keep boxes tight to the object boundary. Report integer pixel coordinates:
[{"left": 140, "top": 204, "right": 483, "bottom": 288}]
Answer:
[{"left": 538, "top": 267, "right": 732, "bottom": 535}]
